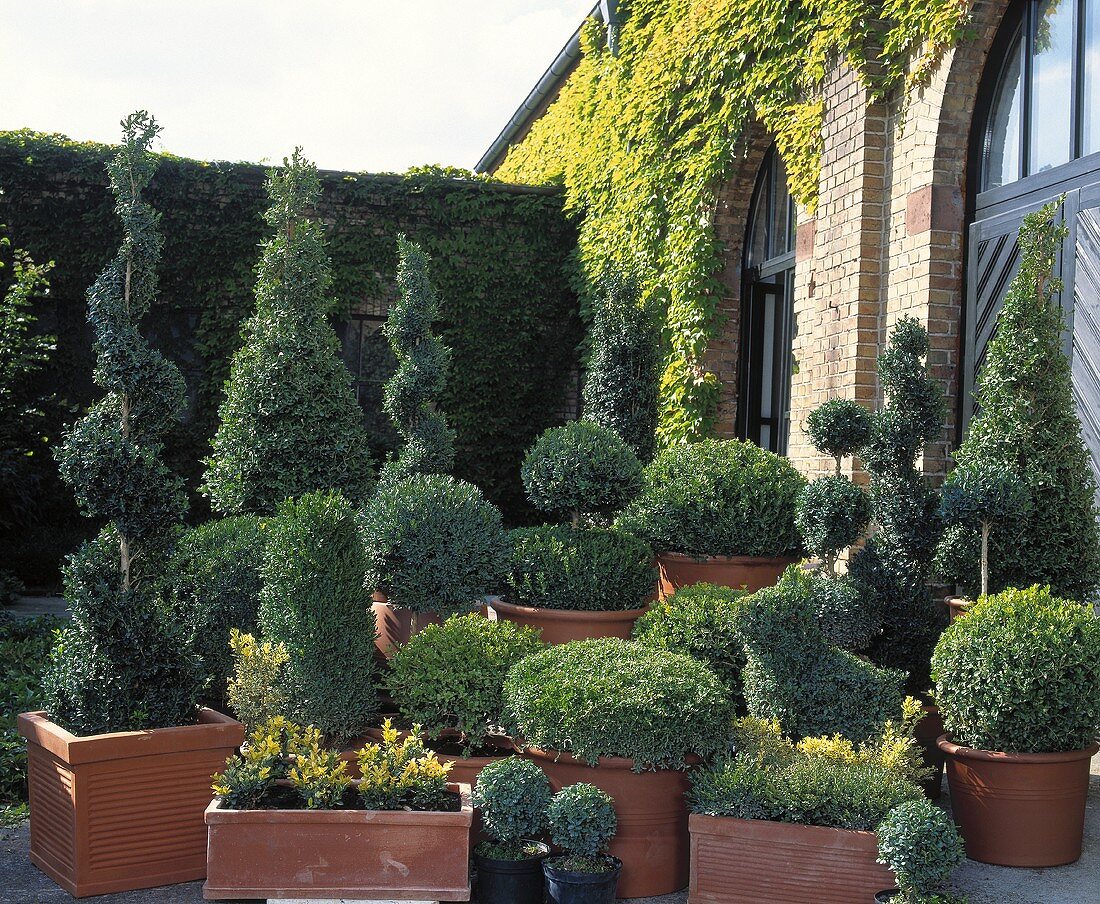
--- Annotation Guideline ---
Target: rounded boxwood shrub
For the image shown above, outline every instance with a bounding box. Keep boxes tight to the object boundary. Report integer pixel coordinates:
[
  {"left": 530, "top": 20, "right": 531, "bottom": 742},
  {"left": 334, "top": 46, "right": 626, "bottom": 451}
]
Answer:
[
  {"left": 505, "top": 524, "right": 655, "bottom": 612},
  {"left": 805, "top": 398, "right": 873, "bottom": 466},
  {"left": 876, "top": 799, "right": 966, "bottom": 902},
  {"left": 631, "top": 583, "right": 746, "bottom": 704},
  {"left": 259, "top": 491, "right": 378, "bottom": 744},
  {"left": 503, "top": 637, "right": 733, "bottom": 769},
  {"left": 361, "top": 472, "right": 510, "bottom": 617},
  {"left": 796, "top": 475, "right": 872, "bottom": 573},
  {"left": 472, "top": 756, "right": 553, "bottom": 855},
  {"left": 931, "top": 585, "right": 1100, "bottom": 753},
  {"left": 547, "top": 782, "right": 617, "bottom": 867},
  {"left": 521, "top": 421, "right": 643, "bottom": 523},
  {"left": 615, "top": 439, "right": 805, "bottom": 558},
  {"left": 387, "top": 614, "right": 544, "bottom": 753}
]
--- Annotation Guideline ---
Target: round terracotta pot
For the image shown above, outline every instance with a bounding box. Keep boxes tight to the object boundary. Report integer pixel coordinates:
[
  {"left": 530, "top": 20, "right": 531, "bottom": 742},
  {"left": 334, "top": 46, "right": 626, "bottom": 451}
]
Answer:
[
  {"left": 938, "top": 736, "right": 1099, "bottom": 866},
  {"left": 524, "top": 747, "right": 689, "bottom": 898},
  {"left": 914, "top": 705, "right": 945, "bottom": 800},
  {"left": 371, "top": 592, "right": 445, "bottom": 656},
  {"left": 655, "top": 552, "right": 795, "bottom": 598},
  {"left": 490, "top": 599, "right": 649, "bottom": 645},
  {"left": 943, "top": 595, "right": 971, "bottom": 621}
]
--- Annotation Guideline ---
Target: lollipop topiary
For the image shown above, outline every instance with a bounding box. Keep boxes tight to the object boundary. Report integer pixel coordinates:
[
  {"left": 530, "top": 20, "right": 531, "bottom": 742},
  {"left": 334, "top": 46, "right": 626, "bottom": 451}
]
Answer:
[
  {"left": 796, "top": 475, "right": 872, "bottom": 577},
  {"left": 805, "top": 398, "right": 873, "bottom": 474}
]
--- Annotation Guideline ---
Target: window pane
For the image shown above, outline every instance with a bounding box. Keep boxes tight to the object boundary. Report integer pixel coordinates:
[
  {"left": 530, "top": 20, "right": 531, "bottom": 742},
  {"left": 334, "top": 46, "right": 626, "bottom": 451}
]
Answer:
[
  {"left": 985, "top": 33, "right": 1023, "bottom": 189},
  {"left": 1029, "top": 0, "right": 1075, "bottom": 174},
  {"left": 1085, "top": 0, "right": 1100, "bottom": 155},
  {"left": 769, "top": 155, "right": 791, "bottom": 258},
  {"left": 747, "top": 178, "right": 768, "bottom": 268}
]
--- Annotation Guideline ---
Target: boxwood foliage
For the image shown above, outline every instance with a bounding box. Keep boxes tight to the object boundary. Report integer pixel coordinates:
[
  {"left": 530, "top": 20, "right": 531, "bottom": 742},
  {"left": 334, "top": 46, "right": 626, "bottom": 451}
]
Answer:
[
  {"left": 876, "top": 799, "right": 966, "bottom": 901},
  {"left": 615, "top": 439, "right": 805, "bottom": 557},
  {"left": 503, "top": 637, "right": 733, "bottom": 770},
  {"left": 547, "top": 782, "right": 617, "bottom": 862},
  {"left": 632, "top": 583, "right": 746, "bottom": 704},
  {"left": 472, "top": 755, "right": 553, "bottom": 850},
  {"left": 169, "top": 515, "right": 266, "bottom": 705},
  {"left": 362, "top": 472, "right": 510, "bottom": 616},
  {"left": 521, "top": 421, "right": 644, "bottom": 524},
  {"left": 931, "top": 585, "right": 1100, "bottom": 753},
  {"left": 740, "top": 568, "right": 904, "bottom": 742},
  {"left": 804, "top": 399, "right": 873, "bottom": 470},
  {"left": 258, "top": 491, "right": 378, "bottom": 744},
  {"left": 387, "top": 614, "right": 544, "bottom": 753},
  {"left": 505, "top": 524, "right": 656, "bottom": 612}
]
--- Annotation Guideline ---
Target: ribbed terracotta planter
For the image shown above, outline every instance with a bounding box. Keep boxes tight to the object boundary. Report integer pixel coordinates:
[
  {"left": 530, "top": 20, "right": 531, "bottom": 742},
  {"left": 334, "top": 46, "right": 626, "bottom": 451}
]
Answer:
[
  {"left": 491, "top": 599, "right": 649, "bottom": 644},
  {"left": 938, "top": 736, "right": 1098, "bottom": 866},
  {"left": 203, "top": 782, "right": 473, "bottom": 900},
  {"left": 656, "top": 552, "right": 795, "bottom": 598},
  {"left": 17, "top": 708, "right": 243, "bottom": 898},
  {"left": 371, "top": 591, "right": 444, "bottom": 656},
  {"left": 525, "top": 747, "right": 688, "bottom": 898},
  {"left": 687, "top": 814, "right": 895, "bottom": 904},
  {"left": 944, "top": 595, "right": 971, "bottom": 621}
]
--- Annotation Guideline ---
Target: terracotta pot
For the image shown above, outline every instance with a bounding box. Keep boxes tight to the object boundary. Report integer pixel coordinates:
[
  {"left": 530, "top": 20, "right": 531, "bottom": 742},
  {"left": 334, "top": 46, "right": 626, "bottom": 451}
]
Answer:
[
  {"left": 656, "top": 552, "right": 795, "bottom": 598},
  {"left": 687, "top": 814, "right": 895, "bottom": 903},
  {"left": 203, "top": 782, "right": 473, "bottom": 900},
  {"left": 944, "top": 595, "right": 971, "bottom": 621},
  {"left": 525, "top": 747, "right": 688, "bottom": 898},
  {"left": 16, "top": 708, "right": 244, "bottom": 898},
  {"left": 914, "top": 705, "right": 945, "bottom": 800},
  {"left": 371, "top": 591, "right": 445, "bottom": 656},
  {"left": 938, "top": 736, "right": 1098, "bottom": 866},
  {"left": 491, "top": 598, "right": 649, "bottom": 645}
]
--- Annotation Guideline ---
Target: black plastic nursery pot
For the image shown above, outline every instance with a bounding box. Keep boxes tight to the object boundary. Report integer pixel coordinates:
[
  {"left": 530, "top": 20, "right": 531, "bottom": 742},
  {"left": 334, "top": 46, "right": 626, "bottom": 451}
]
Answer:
[
  {"left": 875, "top": 891, "right": 899, "bottom": 903},
  {"left": 476, "top": 842, "right": 550, "bottom": 904},
  {"left": 543, "top": 856, "right": 622, "bottom": 904}
]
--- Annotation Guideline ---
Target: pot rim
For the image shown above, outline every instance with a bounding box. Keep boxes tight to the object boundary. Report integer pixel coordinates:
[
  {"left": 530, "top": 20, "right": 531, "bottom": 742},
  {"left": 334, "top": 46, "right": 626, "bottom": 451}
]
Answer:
[
  {"left": 656, "top": 551, "right": 798, "bottom": 565},
  {"left": 936, "top": 735, "right": 1100, "bottom": 763},
  {"left": 525, "top": 745, "right": 693, "bottom": 772},
  {"left": 474, "top": 840, "right": 552, "bottom": 866},
  {"left": 542, "top": 854, "right": 623, "bottom": 878},
  {"left": 491, "top": 599, "right": 650, "bottom": 620}
]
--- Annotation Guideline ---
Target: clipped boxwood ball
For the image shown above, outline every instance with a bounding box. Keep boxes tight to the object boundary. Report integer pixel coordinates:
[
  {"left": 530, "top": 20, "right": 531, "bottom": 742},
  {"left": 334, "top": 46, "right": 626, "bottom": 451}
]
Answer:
[
  {"left": 503, "top": 637, "right": 733, "bottom": 769},
  {"left": 615, "top": 439, "right": 805, "bottom": 558},
  {"left": 521, "top": 421, "right": 643, "bottom": 521},
  {"left": 804, "top": 398, "right": 873, "bottom": 461},
  {"left": 362, "top": 473, "right": 510, "bottom": 617},
  {"left": 472, "top": 756, "right": 553, "bottom": 846},
  {"left": 547, "top": 782, "right": 617, "bottom": 859},
  {"left": 796, "top": 475, "right": 872, "bottom": 564},
  {"left": 931, "top": 585, "right": 1100, "bottom": 753},
  {"left": 876, "top": 799, "right": 965, "bottom": 898},
  {"left": 506, "top": 524, "right": 656, "bottom": 612}
]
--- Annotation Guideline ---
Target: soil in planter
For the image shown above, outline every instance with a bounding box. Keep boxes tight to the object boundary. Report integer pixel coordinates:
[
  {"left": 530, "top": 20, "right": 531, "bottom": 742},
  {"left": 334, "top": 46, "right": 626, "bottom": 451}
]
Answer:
[{"left": 229, "top": 783, "right": 463, "bottom": 813}]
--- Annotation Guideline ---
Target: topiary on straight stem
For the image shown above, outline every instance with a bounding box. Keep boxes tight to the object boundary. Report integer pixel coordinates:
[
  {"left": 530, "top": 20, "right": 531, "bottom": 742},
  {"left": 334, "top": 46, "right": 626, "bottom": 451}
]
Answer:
[
  {"left": 379, "top": 235, "right": 456, "bottom": 483},
  {"left": 43, "top": 112, "right": 201, "bottom": 735},
  {"left": 202, "top": 149, "right": 374, "bottom": 516}
]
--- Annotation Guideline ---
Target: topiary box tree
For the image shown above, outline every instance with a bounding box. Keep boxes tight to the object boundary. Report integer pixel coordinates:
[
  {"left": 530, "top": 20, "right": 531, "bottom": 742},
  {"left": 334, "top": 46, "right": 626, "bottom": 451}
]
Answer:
[
  {"left": 504, "top": 637, "right": 732, "bottom": 897},
  {"left": 874, "top": 799, "right": 966, "bottom": 903},
  {"left": 616, "top": 438, "right": 805, "bottom": 597},
  {"left": 543, "top": 782, "right": 622, "bottom": 902},
  {"left": 18, "top": 112, "right": 243, "bottom": 899}
]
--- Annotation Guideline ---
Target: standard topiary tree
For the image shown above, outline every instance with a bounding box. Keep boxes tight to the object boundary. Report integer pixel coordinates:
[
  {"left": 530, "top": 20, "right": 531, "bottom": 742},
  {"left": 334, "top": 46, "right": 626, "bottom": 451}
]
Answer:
[
  {"left": 581, "top": 268, "right": 662, "bottom": 462},
  {"left": 379, "top": 235, "right": 456, "bottom": 483},
  {"left": 804, "top": 398, "right": 872, "bottom": 476},
  {"left": 202, "top": 149, "right": 374, "bottom": 515},
  {"left": 521, "top": 420, "right": 643, "bottom": 525},
  {"left": 546, "top": 783, "right": 618, "bottom": 872},
  {"left": 43, "top": 112, "right": 201, "bottom": 735},
  {"left": 936, "top": 201, "right": 1100, "bottom": 601},
  {"left": 876, "top": 799, "right": 966, "bottom": 904},
  {"left": 259, "top": 491, "right": 379, "bottom": 744},
  {"left": 796, "top": 476, "right": 872, "bottom": 577},
  {"left": 472, "top": 756, "right": 553, "bottom": 858}
]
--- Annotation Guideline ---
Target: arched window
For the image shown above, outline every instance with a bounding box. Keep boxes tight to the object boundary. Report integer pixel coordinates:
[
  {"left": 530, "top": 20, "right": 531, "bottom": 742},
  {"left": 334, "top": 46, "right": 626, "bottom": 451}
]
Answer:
[
  {"left": 739, "top": 148, "right": 796, "bottom": 454},
  {"left": 980, "top": 0, "right": 1100, "bottom": 191}
]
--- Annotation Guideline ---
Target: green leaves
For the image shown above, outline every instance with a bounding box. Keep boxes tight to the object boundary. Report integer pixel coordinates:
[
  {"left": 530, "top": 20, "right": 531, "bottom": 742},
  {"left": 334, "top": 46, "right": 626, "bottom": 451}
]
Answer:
[
  {"left": 547, "top": 782, "right": 617, "bottom": 860},
  {"left": 876, "top": 799, "right": 966, "bottom": 897},
  {"left": 473, "top": 756, "right": 553, "bottom": 846}
]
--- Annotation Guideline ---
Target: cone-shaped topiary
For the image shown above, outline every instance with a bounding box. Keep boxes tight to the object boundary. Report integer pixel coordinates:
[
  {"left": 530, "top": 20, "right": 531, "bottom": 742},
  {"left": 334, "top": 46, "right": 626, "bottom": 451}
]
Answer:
[
  {"left": 44, "top": 112, "right": 201, "bottom": 735},
  {"left": 202, "top": 149, "right": 374, "bottom": 515},
  {"left": 258, "top": 491, "right": 379, "bottom": 745},
  {"left": 936, "top": 201, "right": 1100, "bottom": 601},
  {"left": 379, "top": 235, "right": 456, "bottom": 483},
  {"left": 581, "top": 268, "right": 662, "bottom": 462}
]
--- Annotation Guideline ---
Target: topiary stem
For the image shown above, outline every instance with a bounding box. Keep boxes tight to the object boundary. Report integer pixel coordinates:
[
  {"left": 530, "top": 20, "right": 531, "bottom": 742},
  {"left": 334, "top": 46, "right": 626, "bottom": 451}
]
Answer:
[{"left": 980, "top": 520, "right": 990, "bottom": 598}]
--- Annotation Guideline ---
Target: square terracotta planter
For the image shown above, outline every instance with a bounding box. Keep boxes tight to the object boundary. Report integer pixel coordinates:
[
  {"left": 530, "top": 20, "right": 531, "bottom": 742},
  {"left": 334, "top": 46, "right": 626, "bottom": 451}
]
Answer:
[
  {"left": 17, "top": 708, "right": 244, "bottom": 898},
  {"left": 688, "top": 814, "right": 895, "bottom": 904},
  {"left": 202, "top": 782, "right": 474, "bottom": 900}
]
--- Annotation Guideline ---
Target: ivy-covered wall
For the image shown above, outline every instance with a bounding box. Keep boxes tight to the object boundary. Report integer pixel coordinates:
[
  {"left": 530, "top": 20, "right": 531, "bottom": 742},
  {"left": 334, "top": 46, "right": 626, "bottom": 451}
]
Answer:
[{"left": 0, "top": 131, "right": 581, "bottom": 584}]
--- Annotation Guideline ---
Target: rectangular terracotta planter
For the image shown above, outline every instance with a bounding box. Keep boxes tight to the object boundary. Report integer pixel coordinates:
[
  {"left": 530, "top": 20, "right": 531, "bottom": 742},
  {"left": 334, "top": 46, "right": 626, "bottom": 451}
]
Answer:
[
  {"left": 688, "top": 814, "right": 895, "bottom": 904},
  {"left": 17, "top": 708, "right": 244, "bottom": 898},
  {"left": 202, "top": 782, "right": 473, "bottom": 901}
]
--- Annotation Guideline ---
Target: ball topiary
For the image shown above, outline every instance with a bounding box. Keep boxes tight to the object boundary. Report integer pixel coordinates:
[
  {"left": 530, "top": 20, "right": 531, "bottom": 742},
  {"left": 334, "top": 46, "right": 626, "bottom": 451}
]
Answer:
[
  {"left": 804, "top": 398, "right": 873, "bottom": 471},
  {"left": 259, "top": 491, "right": 379, "bottom": 745},
  {"left": 361, "top": 472, "right": 510, "bottom": 617},
  {"left": 503, "top": 637, "right": 733, "bottom": 769},
  {"left": 521, "top": 421, "right": 643, "bottom": 524},
  {"left": 547, "top": 782, "right": 617, "bottom": 870},
  {"left": 795, "top": 475, "right": 872, "bottom": 575},
  {"left": 876, "top": 799, "right": 966, "bottom": 903},
  {"left": 387, "top": 614, "right": 544, "bottom": 753},
  {"left": 472, "top": 756, "right": 553, "bottom": 857},
  {"left": 505, "top": 524, "right": 655, "bottom": 612},
  {"left": 631, "top": 583, "right": 746, "bottom": 704},
  {"left": 615, "top": 439, "right": 805, "bottom": 558},
  {"left": 931, "top": 585, "right": 1100, "bottom": 753}
]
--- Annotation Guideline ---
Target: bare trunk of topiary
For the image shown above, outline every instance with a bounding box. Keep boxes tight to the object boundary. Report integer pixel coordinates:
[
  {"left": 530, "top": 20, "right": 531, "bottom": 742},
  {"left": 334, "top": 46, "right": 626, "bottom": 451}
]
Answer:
[{"left": 980, "top": 520, "right": 990, "bottom": 598}]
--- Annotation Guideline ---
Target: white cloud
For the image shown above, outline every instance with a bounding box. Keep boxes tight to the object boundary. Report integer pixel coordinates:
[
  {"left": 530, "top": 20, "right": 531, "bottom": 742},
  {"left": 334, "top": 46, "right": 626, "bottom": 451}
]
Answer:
[{"left": 0, "top": 0, "right": 595, "bottom": 171}]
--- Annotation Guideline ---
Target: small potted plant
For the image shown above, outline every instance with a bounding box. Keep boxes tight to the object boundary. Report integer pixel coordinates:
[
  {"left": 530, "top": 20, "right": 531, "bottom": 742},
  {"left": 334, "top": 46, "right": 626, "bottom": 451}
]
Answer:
[
  {"left": 362, "top": 471, "right": 511, "bottom": 652},
  {"left": 874, "top": 799, "right": 966, "bottom": 903},
  {"left": 503, "top": 637, "right": 732, "bottom": 897},
  {"left": 615, "top": 439, "right": 805, "bottom": 596},
  {"left": 472, "top": 756, "right": 553, "bottom": 904},
  {"left": 543, "top": 782, "right": 621, "bottom": 904},
  {"left": 204, "top": 718, "right": 473, "bottom": 900},
  {"left": 932, "top": 585, "right": 1100, "bottom": 866}
]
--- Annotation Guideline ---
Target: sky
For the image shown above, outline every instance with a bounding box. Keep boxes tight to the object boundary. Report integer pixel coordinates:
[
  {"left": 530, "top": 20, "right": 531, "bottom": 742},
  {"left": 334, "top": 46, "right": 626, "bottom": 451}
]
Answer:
[{"left": 0, "top": 1, "right": 595, "bottom": 173}]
